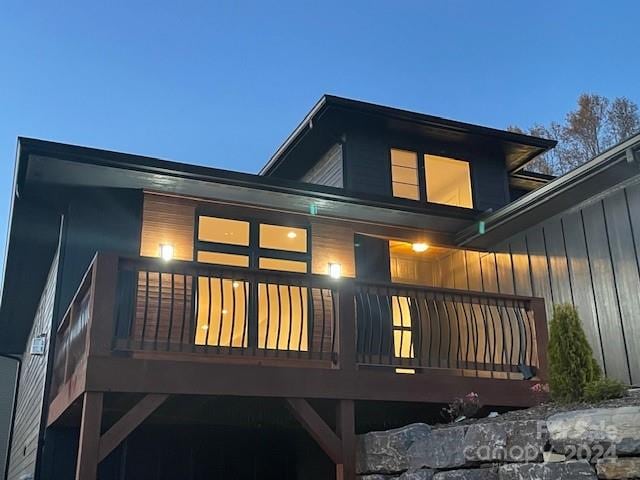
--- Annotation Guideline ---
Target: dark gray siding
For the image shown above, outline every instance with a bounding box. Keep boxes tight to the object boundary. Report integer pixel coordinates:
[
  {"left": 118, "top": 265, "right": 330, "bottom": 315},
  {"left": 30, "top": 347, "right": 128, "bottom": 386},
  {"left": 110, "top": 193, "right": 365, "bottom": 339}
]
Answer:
[
  {"left": 57, "top": 188, "right": 143, "bottom": 321},
  {"left": 344, "top": 129, "right": 392, "bottom": 196},
  {"left": 426, "top": 177, "right": 640, "bottom": 385},
  {"left": 7, "top": 250, "right": 59, "bottom": 480},
  {"left": 0, "top": 357, "right": 18, "bottom": 478},
  {"left": 300, "top": 143, "right": 343, "bottom": 188},
  {"left": 343, "top": 127, "right": 510, "bottom": 210}
]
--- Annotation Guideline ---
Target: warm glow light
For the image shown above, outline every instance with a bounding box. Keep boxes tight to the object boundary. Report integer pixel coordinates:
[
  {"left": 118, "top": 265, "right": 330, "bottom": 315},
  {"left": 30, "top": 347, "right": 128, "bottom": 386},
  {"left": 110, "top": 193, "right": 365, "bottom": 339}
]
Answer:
[
  {"left": 201, "top": 325, "right": 209, "bottom": 330},
  {"left": 412, "top": 243, "right": 429, "bottom": 253},
  {"left": 328, "top": 263, "right": 342, "bottom": 279},
  {"left": 287, "top": 231, "right": 297, "bottom": 239},
  {"left": 221, "top": 309, "right": 228, "bottom": 315},
  {"left": 160, "top": 244, "right": 174, "bottom": 261},
  {"left": 232, "top": 281, "right": 240, "bottom": 289}
]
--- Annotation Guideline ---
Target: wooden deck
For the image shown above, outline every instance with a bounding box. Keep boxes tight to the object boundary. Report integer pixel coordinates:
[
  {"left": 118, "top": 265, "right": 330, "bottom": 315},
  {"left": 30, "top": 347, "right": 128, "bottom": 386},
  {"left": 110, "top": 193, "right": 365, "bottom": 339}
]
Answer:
[{"left": 47, "top": 252, "right": 549, "bottom": 480}]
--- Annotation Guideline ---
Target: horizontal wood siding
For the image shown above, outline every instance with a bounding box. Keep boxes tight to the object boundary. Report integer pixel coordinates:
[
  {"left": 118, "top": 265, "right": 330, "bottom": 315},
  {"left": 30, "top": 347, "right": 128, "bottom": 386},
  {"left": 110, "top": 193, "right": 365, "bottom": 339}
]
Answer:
[
  {"left": 7, "top": 250, "right": 59, "bottom": 480},
  {"left": 140, "top": 193, "right": 196, "bottom": 261},
  {"left": 300, "top": 143, "right": 343, "bottom": 188}
]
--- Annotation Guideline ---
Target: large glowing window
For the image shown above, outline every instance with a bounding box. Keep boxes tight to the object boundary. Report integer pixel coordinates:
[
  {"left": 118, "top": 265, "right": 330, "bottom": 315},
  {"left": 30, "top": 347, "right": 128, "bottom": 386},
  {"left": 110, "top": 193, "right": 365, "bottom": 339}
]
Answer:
[
  {"left": 195, "top": 278, "right": 248, "bottom": 347},
  {"left": 259, "top": 224, "right": 307, "bottom": 253},
  {"left": 194, "top": 214, "right": 310, "bottom": 353},
  {"left": 391, "top": 149, "right": 420, "bottom": 200},
  {"left": 198, "top": 216, "right": 250, "bottom": 246},
  {"left": 258, "top": 284, "right": 308, "bottom": 351},
  {"left": 424, "top": 155, "right": 473, "bottom": 208}
]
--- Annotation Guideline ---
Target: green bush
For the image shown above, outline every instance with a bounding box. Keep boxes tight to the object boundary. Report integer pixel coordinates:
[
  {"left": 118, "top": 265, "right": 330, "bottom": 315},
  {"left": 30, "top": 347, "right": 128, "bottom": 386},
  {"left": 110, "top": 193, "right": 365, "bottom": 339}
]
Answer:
[
  {"left": 583, "top": 378, "right": 628, "bottom": 403},
  {"left": 548, "top": 304, "right": 601, "bottom": 403}
]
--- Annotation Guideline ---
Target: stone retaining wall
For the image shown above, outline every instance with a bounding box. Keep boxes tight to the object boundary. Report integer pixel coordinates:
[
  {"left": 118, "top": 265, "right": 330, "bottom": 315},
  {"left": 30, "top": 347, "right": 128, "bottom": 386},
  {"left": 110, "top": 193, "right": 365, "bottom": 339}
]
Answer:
[{"left": 357, "top": 406, "right": 640, "bottom": 479}]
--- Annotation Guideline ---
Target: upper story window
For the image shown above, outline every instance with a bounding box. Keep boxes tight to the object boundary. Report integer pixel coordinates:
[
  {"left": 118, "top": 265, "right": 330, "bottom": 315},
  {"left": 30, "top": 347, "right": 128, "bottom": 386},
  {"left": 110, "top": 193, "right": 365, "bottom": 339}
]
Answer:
[
  {"left": 390, "top": 149, "right": 474, "bottom": 208},
  {"left": 390, "top": 149, "right": 420, "bottom": 200},
  {"left": 424, "top": 154, "right": 473, "bottom": 208}
]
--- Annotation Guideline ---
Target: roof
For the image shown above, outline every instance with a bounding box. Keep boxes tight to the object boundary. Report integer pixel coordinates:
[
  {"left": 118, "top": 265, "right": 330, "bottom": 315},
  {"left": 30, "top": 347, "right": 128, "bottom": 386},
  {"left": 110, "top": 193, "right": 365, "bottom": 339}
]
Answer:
[
  {"left": 260, "top": 95, "right": 557, "bottom": 177},
  {"left": 0, "top": 137, "right": 481, "bottom": 353},
  {"left": 457, "top": 132, "right": 640, "bottom": 248}
]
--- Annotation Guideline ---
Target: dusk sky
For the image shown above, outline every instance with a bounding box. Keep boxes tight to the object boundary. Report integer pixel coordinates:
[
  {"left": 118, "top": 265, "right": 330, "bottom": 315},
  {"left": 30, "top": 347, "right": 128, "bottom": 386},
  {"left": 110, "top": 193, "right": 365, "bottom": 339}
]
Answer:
[{"left": 1, "top": 0, "right": 639, "bottom": 266}]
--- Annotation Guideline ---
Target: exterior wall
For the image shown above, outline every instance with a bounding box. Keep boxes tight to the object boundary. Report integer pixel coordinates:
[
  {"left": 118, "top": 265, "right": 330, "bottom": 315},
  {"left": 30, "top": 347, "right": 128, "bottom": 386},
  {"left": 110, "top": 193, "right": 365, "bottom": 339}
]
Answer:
[
  {"left": 0, "top": 357, "right": 18, "bottom": 478},
  {"left": 300, "top": 143, "right": 343, "bottom": 188},
  {"left": 140, "top": 193, "right": 357, "bottom": 277},
  {"left": 427, "top": 178, "right": 640, "bottom": 385},
  {"left": 343, "top": 126, "right": 510, "bottom": 211},
  {"left": 7, "top": 250, "right": 59, "bottom": 480}
]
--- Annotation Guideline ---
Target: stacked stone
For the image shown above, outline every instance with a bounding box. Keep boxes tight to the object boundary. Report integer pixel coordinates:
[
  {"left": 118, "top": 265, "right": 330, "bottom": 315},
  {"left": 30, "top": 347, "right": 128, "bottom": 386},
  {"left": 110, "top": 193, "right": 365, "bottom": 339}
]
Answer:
[{"left": 357, "top": 406, "right": 640, "bottom": 479}]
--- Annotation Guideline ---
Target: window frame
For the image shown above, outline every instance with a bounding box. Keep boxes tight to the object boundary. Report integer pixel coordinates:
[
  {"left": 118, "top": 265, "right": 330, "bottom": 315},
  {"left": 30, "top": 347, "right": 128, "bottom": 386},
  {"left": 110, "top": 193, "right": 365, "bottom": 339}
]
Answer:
[
  {"left": 194, "top": 207, "right": 312, "bottom": 272},
  {"left": 193, "top": 206, "right": 313, "bottom": 351},
  {"left": 388, "top": 146, "right": 476, "bottom": 209}
]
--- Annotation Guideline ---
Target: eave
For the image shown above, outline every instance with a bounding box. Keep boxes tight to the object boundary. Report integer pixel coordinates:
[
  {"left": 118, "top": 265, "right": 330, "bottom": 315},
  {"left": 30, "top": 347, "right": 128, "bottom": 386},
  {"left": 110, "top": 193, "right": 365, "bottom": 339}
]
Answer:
[
  {"left": 260, "top": 95, "right": 557, "bottom": 177},
  {"left": 457, "top": 133, "right": 640, "bottom": 249}
]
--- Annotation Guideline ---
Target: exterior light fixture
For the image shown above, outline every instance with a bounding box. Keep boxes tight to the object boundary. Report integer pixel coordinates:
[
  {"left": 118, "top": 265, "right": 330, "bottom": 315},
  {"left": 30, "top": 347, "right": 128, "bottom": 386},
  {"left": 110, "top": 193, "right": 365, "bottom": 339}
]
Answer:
[
  {"left": 221, "top": 309, "right": 228, "bottom": 315},
  {"left": 287, "top": 231, "right": 297, "bottom": 239},
  {"left": 328, "top": 263, "right": 342, "bottom": 279},
  {"left": 412, "top": 243, "right": 429, "bottom": 253},
  {"left": 160, "top": 244, "right": 174, "bottom": 261},
  {"left": 232, "top": 281, "right": 240, "bottom": 289}
]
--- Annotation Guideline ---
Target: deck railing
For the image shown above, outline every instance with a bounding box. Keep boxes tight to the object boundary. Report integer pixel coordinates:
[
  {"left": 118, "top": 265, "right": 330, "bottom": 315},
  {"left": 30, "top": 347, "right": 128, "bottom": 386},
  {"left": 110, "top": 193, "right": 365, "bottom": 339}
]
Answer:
[
  {"left": 354, "top": 282, "right": 545, "bottom": 377},
  {"left": 112, "top": 257, "right": 339, "bottom": 362},
  {"left": 51, "top": 253, "right": 549, "bottom": 393}
]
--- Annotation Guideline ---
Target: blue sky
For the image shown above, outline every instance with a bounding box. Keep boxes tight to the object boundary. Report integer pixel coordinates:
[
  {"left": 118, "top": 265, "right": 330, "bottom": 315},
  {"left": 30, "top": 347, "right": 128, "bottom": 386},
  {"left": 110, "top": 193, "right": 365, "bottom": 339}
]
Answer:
[{"left": 1, "top": 0, "right": 639, "bottom": 263}]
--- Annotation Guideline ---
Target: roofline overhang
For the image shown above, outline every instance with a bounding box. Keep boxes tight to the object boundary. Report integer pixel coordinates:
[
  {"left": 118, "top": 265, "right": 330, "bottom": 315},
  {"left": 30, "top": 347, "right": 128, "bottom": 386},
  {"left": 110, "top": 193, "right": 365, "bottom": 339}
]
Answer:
[
  {"left": 260, "top": 95, "right": 557, "bottom": 176},
  {"left": 456, "top": 132, "right": 640, "bottom": 248},
  {"left": 14, "top": 137, "right": 480, "bottom": 241}
]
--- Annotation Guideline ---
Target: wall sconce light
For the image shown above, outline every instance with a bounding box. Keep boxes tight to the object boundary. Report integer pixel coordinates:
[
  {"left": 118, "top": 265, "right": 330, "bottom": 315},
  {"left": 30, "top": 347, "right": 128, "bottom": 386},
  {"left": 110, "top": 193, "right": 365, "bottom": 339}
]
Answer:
[
  {"left": 412, "top": 243, "right": 429, "bottom": 253},
  {"left": 160, "top": 244, "right": 174, "bottom": 261},
  {"left": 328, "top": 263, "right": 342, "bottom": 279}
]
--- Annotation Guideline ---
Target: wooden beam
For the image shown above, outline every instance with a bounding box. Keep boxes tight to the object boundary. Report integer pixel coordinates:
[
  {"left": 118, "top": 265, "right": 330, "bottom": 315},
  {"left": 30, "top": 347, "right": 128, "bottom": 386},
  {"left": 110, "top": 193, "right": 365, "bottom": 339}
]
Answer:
[
  {"left": 75, "top": 392, "right": 103, "bottom": 480},
  {"left": 286, "top": 398, "right": 342, "bottom": 464},
  {"left": 98, "top": 394, "right": 168, "bottom": 462},
  {"left": 336, "top": 399, "right": 356, "bottom": 480},
  {"left": 86, "top": 356, "right": 543, "bottom": 407}
]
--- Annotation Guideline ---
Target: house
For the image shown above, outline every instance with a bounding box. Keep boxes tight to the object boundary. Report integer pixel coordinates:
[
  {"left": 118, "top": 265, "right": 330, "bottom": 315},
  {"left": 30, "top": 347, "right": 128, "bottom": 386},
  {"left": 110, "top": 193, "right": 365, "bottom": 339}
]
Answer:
[{"left": 0, "top": 95, "right": 638, "bottom": 480}]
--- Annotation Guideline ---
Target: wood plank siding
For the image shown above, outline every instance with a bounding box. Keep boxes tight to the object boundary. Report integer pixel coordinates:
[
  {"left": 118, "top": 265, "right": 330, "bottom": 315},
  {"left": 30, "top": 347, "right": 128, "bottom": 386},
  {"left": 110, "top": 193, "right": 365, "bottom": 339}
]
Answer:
[
  {"left": 423, "top": 179, "right": 640, "bottom": 385},
  {"left": 7, "top": 250, "right": 59, "bottom": 480},
  {"left": 300, "top": 143, "right": 343, "bottom": 188}
]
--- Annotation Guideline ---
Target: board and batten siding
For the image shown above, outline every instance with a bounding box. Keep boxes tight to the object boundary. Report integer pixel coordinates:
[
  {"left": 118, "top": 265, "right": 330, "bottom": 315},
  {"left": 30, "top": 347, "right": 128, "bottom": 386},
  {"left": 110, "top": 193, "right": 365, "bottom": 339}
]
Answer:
[
  {"left": 427, "top": 178, "right": 640, "bottom": 385},
  {"left": 7, "top": 250, "right": 59, "bottom": 480},
  {"left": 300, "top": 143, "right": 343, "bottom": 188}
]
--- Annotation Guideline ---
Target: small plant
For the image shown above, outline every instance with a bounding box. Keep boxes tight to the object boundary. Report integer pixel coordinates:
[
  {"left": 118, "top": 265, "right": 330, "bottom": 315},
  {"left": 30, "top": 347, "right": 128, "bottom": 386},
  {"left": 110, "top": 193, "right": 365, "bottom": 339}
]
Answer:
[
  {"left": 548, "top": 304, "right": 601, "bottom": 403},
  {"left": 442, "top": 392, "right": 481, "bottom": 422},
  {"left": 583, "top": 378, "right": 628, "bottom": 403},
  {"left": 530, "top": 382, "right": 550, "bottom": 404}
]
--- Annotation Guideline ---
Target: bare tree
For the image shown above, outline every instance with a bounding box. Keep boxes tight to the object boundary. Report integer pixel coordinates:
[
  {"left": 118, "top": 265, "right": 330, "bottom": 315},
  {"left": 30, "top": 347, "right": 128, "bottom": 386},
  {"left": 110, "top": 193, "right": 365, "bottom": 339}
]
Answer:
[
  {"left": 511, "top": 93, "right": 640, "bottom": 175},
  {"left": 608, "top": 97, "right": 640, "bottom": 144}
]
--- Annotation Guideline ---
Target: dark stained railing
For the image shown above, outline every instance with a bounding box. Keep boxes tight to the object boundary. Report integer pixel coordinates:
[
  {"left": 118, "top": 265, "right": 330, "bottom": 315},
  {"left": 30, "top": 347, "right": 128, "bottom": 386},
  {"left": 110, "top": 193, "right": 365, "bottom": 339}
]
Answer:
[
  {"left": 112, "top": 257, "right": 339, "bottom": 362},
  {"left": 354, "top": 282, "right": 544, "bottom": 377},
  {"left": 50, "top": 253, "right": 549, "bottom": 399},
  {"left": 51, "top": 263, "right": 94, "bottom": 398}
]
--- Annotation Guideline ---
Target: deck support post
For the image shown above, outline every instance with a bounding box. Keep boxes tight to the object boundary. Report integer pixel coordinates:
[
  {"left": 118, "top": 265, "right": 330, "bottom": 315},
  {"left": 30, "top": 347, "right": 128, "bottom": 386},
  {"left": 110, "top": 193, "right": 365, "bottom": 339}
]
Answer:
[
  {"left": 75, "top": 392, "right": 103, "bottom": 480},
  {"left": 336, "top": 399, "right": 356, "bottom": 480}
]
